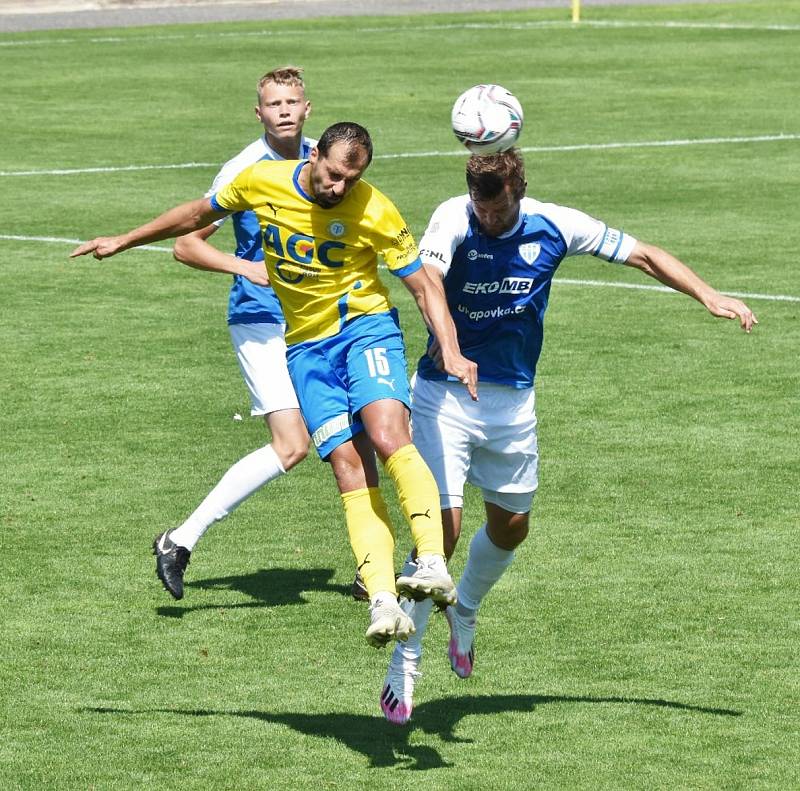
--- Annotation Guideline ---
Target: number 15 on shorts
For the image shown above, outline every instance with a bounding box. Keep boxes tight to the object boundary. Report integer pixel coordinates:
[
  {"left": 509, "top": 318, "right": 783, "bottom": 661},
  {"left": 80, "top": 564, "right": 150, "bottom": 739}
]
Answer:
[
  {"left": 362, "top": 346, "right": 405, "bottom": 397},
  {"left": 353, "top": 336, "right": 410, "bottom": 406},
  {"left": 364, "top": 347, "right": 391, "bottom": 378}
]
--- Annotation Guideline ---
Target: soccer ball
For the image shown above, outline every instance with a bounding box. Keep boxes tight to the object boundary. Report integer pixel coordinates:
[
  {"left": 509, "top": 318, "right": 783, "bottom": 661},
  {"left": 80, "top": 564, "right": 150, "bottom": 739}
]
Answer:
[{"left": 451, "top": 84, "right": 524, "bottom": 155}]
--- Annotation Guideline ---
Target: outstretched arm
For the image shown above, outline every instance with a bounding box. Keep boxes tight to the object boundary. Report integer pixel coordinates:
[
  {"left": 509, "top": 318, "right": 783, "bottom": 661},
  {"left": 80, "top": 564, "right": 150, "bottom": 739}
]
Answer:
[
  {"left": 69, "top": 197, "right": 228, "bottom": 261},
  {"left": 401, "top": 266, "right": 478, "bottom": 400},
  {"left": 624, "top": 241, "right": 758, "bottom": 332},
  {"left": 173, "top": 224, "right": 269, "bottom": 286}
]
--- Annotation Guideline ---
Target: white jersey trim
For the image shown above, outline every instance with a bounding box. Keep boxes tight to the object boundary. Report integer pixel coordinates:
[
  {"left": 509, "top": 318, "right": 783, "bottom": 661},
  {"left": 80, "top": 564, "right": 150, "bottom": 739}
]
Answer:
[
  {"left": 418, "top": 193, "right": 637, "bottom": 268},
  {"left": 418, "top": 195, "right": 470, "bottom": 275},
  {"left": 206, "top": 134, "right": 317, "bottom": 227}
]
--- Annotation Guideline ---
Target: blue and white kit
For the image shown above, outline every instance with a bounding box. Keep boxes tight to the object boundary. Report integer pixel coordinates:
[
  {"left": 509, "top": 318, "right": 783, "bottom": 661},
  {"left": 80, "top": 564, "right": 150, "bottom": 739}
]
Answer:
[
  {"left": 414, "top": 195, "right": 638, "bottom": 511},
  {"left": 418, "top": 195, "right": 637, "bottom": 388},
  {"left": 207, "top": 134, "right": 316, "bottom": 326},
  {"left": 207, "top": 134, "right": 316, "bottom": 415}
]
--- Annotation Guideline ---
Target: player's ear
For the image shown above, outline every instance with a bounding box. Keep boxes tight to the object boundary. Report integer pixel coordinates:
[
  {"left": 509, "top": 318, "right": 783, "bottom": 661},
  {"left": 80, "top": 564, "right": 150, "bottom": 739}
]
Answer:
[
  {"left": 254, "top": 104, "right": 263, "bottom": 123},
  {"left": 304, "top": 101, "right": 312, "bottom": 120}
]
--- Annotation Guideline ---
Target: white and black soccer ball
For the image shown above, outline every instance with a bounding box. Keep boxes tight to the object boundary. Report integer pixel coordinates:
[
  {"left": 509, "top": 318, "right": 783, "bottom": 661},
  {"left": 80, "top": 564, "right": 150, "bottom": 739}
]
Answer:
[{"left": 451, "top": 84, "right": 523, "bottom": 155}]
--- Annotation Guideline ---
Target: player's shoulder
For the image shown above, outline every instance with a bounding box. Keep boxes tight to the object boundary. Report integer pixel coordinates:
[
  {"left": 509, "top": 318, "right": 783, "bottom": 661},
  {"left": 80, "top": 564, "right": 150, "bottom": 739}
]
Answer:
[
  {"left": 300, "top": 135, "right": 318, "bottom": 156},
  {"left": 430, "top": 194, "right": 471, "bottom": 228},
  {"left": 354, "top": 178, "right": 401, "bottom": 219},
  {"left": 440, "top": 194, "right": 471, "bottom": 214},
  {"left": 356, "top": 177, "right": 385, "bottom": 203},
  {"left": 520, "top": 196, "right": 591, "bottom": 234},
  {"left": 222, "top": 137, "right": 271, "bottom": 173},
  {"left": 519, "top": 196, "right": 562, "bottom": 220},
  {"left": 209, "top": 137, "right": 269, "bottom": 193},
  {"left": 417, "top": 195, "right": 470, "bottom": 242}
]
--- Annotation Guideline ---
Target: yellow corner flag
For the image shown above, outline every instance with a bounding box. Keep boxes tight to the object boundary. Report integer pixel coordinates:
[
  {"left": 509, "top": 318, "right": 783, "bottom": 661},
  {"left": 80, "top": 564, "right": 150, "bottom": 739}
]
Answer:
[{"left": 571, "top": 0, "right": 581, "bottom": 23}]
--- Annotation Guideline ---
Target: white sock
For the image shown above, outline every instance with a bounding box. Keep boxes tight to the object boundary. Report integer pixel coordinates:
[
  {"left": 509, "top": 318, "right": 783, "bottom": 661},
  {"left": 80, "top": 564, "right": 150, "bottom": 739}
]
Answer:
[
  {"left": 456, "top": 523, "right": 515, "bottom": 616},
  {"left": 370, "top": 591, "right": 398, "bottom": 609},
  {"left": 393, "top": 554, "right": 434, "bottom": 663},
  {"left": 169, "top": 444, "right": 285, "bottom": 551}
]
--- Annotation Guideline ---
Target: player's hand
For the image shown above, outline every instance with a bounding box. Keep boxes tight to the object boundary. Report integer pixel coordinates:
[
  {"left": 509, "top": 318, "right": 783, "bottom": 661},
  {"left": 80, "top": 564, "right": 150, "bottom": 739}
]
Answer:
[
  {"left": 706, "top": 295, "right": 758, "bottom": 333},
  {"left": 427, "top": 338, "right": 444, "bottom": 370},
  {"left": 241, "top": 264, "right": 270, "bottom": 287},
  {"left": 442, "top": 350, "right": 479, "bottom": 401},
  {"left": 69, "top": 236, "right": 127, "bottom": 260}
]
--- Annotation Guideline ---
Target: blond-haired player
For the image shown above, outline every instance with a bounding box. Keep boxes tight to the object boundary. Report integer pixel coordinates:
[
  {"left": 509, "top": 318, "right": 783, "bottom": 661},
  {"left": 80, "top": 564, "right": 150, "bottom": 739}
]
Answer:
[{"left": 151, "top": 66, "right": 315, "bottom": 599}]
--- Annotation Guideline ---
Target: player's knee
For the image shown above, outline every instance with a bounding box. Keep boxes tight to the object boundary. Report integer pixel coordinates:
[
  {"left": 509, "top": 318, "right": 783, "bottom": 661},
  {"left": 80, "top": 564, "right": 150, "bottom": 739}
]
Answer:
[
  {"left": 369, "top": 429, "right": 409, "bottom": 463},
  {"left": 172, "top": 238, "right": 190, "bottom": 263},
  {"left": 488, "top": 515, "right": 529, "bottom": 551},
  {"left": 273, "top": 439, "right": 308, "bottom": 471},
  {"left": 282, "top": 442, "right": 309, "bottom": 471},
  {"left": 510, "top": 520, "right": 530, "bottom": 546},
  {"left": 443, "top": 531, "right": 459, "bottom": 560}
]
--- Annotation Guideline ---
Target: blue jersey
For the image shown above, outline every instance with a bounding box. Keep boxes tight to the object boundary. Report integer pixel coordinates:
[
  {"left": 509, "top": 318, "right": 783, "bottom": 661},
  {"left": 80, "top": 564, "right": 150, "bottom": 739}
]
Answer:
[
  {"left": 417, "top": 195, "right": 637, "bottom": 388},
  {"left": 205, "top": 134, "right": 317, "bottom": 325}
]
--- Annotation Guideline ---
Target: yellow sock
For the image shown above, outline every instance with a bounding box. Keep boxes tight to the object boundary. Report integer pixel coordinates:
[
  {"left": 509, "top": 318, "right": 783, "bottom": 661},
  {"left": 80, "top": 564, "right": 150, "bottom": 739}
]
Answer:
[
  {"left": 384, "top": 444, "right": 444, "bottom": 558},
  {"left": 341, "top": 487, "right": 396, "bottom": 598}
]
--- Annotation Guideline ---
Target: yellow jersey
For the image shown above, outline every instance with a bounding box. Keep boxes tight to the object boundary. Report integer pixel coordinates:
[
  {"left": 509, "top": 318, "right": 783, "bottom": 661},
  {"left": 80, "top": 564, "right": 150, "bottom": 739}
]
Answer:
[{"left": 211, "top": 159, "right": 421, "bottom": 345}]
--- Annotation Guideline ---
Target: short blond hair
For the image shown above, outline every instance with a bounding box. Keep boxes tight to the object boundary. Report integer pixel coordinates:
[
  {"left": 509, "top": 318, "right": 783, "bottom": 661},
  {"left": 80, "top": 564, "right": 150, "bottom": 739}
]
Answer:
[{"left": 257, "top": 65, "right": 305, "bottom": 102}]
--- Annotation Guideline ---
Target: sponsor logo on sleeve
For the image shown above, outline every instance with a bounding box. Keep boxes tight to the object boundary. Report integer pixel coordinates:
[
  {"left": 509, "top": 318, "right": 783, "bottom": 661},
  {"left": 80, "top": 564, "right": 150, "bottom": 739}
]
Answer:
[
  {"left": 393, "top": 226, "right": 412, "bottom": 247},
  {"left": 419, "top": 248, "right": 447, "bottom": 265}
]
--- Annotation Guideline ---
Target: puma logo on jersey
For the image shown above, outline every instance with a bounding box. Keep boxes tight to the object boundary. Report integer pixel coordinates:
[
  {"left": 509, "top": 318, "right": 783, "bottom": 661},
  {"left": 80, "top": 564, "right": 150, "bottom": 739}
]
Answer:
[
  {"left": 377, "top": 377, "right": 396, "bottom": 391},
  {"left": 410, "top": 509, "right": 431, "bottom": 520}
]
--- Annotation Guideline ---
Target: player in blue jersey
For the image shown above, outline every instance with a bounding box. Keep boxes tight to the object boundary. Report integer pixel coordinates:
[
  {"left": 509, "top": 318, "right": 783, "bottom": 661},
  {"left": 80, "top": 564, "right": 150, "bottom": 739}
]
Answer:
[
  {"left": 379, "top": 148, "right": 757, "bottom": 724},
  {"left": 149, "top": 66, "right": 318, "bottom": 600},
  {"left": 71, "top": 122, "right": 478, "bottom": 651}
]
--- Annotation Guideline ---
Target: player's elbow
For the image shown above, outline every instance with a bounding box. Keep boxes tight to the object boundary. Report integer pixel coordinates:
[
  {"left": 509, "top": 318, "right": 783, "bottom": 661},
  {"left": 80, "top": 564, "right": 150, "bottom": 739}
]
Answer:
[
  {"left": 625, "top": 241, "right": 658, "bottom": 277},
  {"left": 172, "top": 236, "right": 193, "bottom": 264}
]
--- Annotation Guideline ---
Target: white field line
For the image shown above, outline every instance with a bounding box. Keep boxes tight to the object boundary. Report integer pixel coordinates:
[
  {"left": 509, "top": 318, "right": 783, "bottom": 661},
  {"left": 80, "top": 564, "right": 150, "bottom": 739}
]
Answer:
[
  {"left": 554, "top": 278, "right": 800, "bottom": 303},
  {"left": 0, "top": 162, "right": 218, "bottom": 177},
  {"left": 0, "top": 234, "right": 170, "bottom": 253},
  {"left": 2, "top": 133, "right": 798, "bottom": 178},
  {"left": 1, "top": 19, "right": 799, "bottom": 47},
  {"left": 4, "top": 233, "right": 797, "bottom": 304},
  {"left": 377, "top": 133, "right": 800, "bottom": 161}
]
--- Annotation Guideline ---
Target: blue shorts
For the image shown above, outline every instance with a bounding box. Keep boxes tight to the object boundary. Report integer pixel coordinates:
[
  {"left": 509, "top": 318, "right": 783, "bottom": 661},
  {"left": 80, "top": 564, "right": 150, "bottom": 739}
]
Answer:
[{"left": 286, "top": 310, "right": 412, "bottom": 459}]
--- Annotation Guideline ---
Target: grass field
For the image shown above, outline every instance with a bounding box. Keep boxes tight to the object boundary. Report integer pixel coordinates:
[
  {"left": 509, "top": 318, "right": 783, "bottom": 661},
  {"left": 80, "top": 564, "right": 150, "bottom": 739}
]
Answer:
[{"left": 1, "top": 1, "right": 799, "bottom": 788}]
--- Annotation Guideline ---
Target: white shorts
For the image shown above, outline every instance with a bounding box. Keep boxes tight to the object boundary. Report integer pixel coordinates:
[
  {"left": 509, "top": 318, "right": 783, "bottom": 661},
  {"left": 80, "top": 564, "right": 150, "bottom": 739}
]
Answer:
[
  {"left": 229, "top": 322, "right": 300, "bottom": 416},
  {"left": 411, "top": 376, "right": 538, "bottom": 514}
]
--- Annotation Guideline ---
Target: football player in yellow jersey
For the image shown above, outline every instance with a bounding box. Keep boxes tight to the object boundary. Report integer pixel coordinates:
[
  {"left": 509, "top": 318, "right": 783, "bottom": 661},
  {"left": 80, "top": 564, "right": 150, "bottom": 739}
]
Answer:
[{"left": 72, "top": 122, "right": 479, "bottom": 651}]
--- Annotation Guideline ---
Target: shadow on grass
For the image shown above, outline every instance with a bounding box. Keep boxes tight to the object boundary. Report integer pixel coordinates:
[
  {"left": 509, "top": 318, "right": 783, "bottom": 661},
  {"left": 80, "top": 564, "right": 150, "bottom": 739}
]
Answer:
[
  {"left": 85, "top": 692, "right": 742, "bottom": 770},
  {"left": 156, "top": 566, "right": 352, "bottom": 618}
]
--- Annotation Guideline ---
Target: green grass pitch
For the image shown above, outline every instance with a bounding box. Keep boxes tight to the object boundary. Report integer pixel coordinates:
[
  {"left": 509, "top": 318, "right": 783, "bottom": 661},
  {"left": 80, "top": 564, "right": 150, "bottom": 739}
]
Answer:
[{"left": 1, "top": 2, "right": 799, "bottom": 788}]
